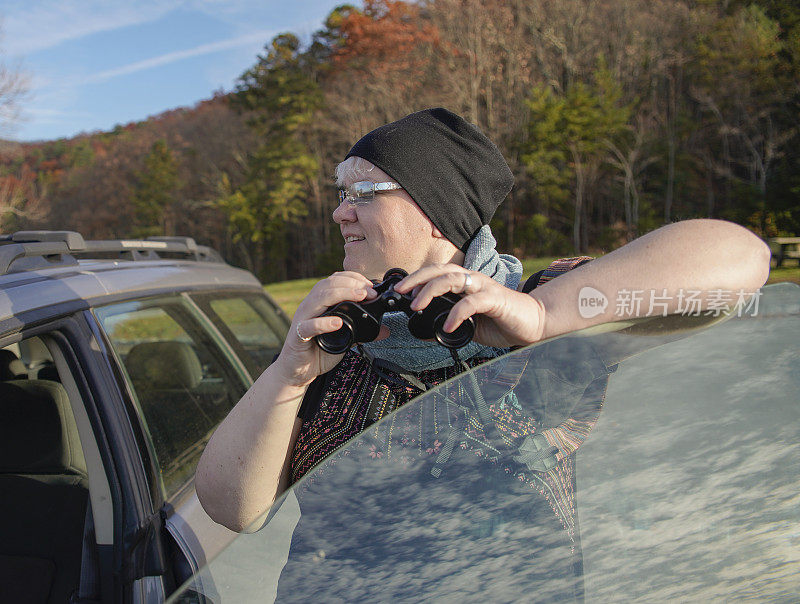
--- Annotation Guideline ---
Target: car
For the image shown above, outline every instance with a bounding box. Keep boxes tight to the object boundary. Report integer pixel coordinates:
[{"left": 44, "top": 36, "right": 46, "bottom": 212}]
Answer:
[
  {"left": 169, "top": 281, "right": 800, "bottom": 603},
  {"left": 0, "top": 230, "right": 291, "bottom": 603},
  {"left": 3, "top": 230, "right": 798, "bottom": 603}
]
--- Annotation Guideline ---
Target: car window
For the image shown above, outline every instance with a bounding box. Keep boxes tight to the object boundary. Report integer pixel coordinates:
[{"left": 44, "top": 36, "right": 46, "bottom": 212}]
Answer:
[
  {"left": 190, "top": 292, "right": 289, "bottom": 377},
  {"left": 95, "top": 296, "right": 249, "bottom": 498},
  {"left": 170, "top": 283, "right": 799, "bottom": 603}
]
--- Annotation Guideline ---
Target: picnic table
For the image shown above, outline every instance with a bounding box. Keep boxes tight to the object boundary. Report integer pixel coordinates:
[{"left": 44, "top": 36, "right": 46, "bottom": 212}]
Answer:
[{"left": 769, "top": 237, "right": 800, "bottom": 267}]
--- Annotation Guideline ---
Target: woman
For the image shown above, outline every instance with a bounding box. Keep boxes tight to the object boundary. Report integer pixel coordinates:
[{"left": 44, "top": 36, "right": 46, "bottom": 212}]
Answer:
[{"left": 196, "top": 108, "right": 770, "bottom": 533}]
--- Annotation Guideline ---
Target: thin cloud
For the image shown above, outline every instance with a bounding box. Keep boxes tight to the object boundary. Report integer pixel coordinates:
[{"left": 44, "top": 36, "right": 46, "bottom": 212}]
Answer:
[
  {"left": 2, "top": 0, "right": 171, "bottom": 56},
  {"left": 1, "top": 0, "right": 281, "bottom": 58},
  {"left": 83, "top": 30, "right": 273, "bottom": 84},
  {"left": 24, "top": 107, "right": 93, "bottom": 120}
]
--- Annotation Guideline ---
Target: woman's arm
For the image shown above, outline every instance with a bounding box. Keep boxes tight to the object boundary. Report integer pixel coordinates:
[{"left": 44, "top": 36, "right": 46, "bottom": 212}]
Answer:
[
  {"left": 532, "top": 219, "right": 771, "bottom": 340},
  {"left": 195, "top": 369, "right": 306, "bottom": 532},
  {"left": 396, "top": 219, "right": 771, "bottom": 347},
  {"left": 196, "top": 272, "right": 377, "bottom": 532}
]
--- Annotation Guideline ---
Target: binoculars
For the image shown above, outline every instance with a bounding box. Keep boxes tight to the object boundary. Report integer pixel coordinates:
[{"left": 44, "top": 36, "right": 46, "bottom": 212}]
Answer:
[{"left": 315, "top": 268, "right": 475, "bottom": 354}]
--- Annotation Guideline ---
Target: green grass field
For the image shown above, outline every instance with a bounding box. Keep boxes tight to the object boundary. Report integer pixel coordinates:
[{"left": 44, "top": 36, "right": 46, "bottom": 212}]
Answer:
[
  {"left": 263, "top": 277, "right": 320, "bottom": 318},
  {"left": 264, "top": 257, "right": 800, "bottom": 318},
  {"left": 767, "top": 264, "right": 800, "bottom": 286}
]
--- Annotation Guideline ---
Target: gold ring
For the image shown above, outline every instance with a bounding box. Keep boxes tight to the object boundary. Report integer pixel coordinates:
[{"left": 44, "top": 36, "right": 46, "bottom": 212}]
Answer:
[{"left": 296, "top": 323, "right": 313, "bottom": 342}]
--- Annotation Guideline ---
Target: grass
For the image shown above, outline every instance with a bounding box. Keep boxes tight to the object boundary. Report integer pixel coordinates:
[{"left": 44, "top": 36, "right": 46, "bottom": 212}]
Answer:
[
  {"left": 264, "top": 257, "right": 800, "bottom": 318},
  {"left": 521, "top": 257, "right": 561, "bottom": 275},
  {"left": 766, "top": 264, "right": 800, "bottom": 285},
  {"left": 263, "top": 277, "right": 320, "bottom": 318}
]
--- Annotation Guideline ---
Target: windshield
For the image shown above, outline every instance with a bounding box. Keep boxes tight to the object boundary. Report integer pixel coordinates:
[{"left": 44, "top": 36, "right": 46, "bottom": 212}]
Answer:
[{"left": 170, "top": 283, "right": 799, "bottom": 603}]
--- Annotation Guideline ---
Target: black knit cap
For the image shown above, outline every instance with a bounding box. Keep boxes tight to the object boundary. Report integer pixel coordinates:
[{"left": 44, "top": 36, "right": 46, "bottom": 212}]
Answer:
[{"left": 345, "top": 108, "right": 514, "bottom": 251}]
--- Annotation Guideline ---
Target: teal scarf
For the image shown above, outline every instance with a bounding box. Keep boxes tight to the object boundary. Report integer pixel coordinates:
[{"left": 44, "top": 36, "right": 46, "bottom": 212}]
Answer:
[{"left": 361, "top": 226, "right": 523, "bottom": 372}]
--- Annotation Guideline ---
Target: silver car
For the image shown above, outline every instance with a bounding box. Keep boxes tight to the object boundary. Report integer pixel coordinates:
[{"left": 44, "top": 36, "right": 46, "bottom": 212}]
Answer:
[
  {"left": 3, "top": 230, "right": 798, "bottom": 602},
  {"left": 0, "top": 231, "right": 289, "bottom": 603}
]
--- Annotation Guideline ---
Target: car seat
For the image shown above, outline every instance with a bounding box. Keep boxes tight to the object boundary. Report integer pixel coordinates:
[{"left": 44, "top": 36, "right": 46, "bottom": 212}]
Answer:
[
  {"left": 0, "top": 349, "right": 28, "bottom": 380},
  {"left": 125, "top": 341, "right": 215, "bottom": 465},
  {"left": 0, "top": 379, "right": 89, "bottom": 604}
]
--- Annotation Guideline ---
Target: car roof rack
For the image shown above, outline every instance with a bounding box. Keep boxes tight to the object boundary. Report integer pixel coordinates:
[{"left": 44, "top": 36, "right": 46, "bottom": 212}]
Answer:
[{"left": 0, "top": 230, "right": 225, "bottom": 275}]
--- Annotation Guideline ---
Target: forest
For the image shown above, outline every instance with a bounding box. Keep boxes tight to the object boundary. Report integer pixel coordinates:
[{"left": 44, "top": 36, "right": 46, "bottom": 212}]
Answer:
[{"left": 1, "top": 0, "right": 798, "bottom": 282}]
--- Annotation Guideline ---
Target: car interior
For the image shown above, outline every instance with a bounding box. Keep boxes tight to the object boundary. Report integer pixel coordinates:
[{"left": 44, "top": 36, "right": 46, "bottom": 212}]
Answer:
[
  {"left": 0, "top": 328, "right": 228, "bottom": 602},
  {"left": 0, "top": 338, "right": 92, "bottom": 603},
  {"left": 124, "top": 339, "right": 231, "bottom": 469}
]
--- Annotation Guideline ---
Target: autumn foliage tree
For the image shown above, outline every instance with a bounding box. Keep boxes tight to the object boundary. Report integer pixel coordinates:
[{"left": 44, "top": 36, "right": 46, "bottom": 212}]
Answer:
[
  {"left": 324, "top": 0, "right": 440, "bottom": 137},
  {"left": 0, "top": 164, "right": 46, "bottom": 231}
]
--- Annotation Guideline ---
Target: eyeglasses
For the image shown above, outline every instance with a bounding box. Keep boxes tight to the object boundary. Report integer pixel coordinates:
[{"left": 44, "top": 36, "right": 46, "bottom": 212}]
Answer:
[{"left": 338, "top": 181, "right": 404, "bottom": 205}]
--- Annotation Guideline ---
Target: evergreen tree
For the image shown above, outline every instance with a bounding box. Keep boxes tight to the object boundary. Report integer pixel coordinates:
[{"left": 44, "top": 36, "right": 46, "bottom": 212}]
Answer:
[
  {"left": 692, "top": 4, "right": 796, "bottom": 235},
  {"left": 225, "top": 33, "right": 323, "bottom": 281},
  {"left": 523, "top": 66, "right": 631, "bottom": 252},
  {"left": 133, "top": 139, "right": 180, "bottom": 237}
]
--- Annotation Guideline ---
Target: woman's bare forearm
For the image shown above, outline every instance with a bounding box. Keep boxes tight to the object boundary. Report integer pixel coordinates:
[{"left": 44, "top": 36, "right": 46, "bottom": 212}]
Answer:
[
  {"left": 196, "top": 364, "right": 307, "bottom": 532},
  {"left": 532, "top": 219, "right": 771, "bottom": 340},
  {"left": 196, "top": 271, "right": 377, "bottom": 531}
]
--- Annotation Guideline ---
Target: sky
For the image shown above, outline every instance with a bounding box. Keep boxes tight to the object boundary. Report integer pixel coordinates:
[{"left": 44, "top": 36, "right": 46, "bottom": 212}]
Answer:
[{"left": 1, "top": 0, "right": 344, "bottom": 142}]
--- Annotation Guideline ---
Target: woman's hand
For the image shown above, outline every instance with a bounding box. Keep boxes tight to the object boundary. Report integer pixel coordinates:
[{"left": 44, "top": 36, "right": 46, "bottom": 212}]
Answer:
[
  {"left": 394, "top": 264, "right": 546, "bottom": 349},
  {"left": 272, "top": 271, "right": 379, "bottom": 387}
]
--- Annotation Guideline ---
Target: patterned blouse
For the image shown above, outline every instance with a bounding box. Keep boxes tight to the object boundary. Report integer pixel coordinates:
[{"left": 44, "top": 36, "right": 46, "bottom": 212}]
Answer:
[
  {"left": 276, "top": 257, "right": 629, "bottom": 602},
  {"left": 290, "top": 257, "right": 600, "bottom": 536}
]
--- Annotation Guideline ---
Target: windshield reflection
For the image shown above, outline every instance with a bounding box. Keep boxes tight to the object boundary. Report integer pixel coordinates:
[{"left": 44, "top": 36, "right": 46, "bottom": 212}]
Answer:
[
  {"left": 579, "top": 284, "right": 800, "bottom": 601},
  {"left": 171, "top": 283, "right": 799, "bottom": 603}
]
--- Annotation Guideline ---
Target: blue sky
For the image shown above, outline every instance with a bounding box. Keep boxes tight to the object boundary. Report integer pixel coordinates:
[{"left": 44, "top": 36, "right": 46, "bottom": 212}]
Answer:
[{"left": 2, "top": 0, "right": 345, "bottom": 142}]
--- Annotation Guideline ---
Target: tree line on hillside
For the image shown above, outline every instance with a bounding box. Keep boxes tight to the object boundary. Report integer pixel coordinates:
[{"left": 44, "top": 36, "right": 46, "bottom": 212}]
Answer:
[{"left": 1, "top": 0, "right": 798, "bottom": 282}]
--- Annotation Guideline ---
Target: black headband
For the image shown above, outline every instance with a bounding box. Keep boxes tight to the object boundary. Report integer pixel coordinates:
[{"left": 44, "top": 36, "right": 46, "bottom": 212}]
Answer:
[{"left": 345, "top": 108, "right": 514, "bottom": 251}]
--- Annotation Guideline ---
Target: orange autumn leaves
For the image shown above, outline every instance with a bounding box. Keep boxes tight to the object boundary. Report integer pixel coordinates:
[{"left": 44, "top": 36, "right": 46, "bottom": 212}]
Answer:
[{"left": 331, "top": 0, "right": 439, "bottom": 76}]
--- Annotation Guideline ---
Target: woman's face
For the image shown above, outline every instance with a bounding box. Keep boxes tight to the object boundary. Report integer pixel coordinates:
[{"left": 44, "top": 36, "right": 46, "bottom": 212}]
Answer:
[{"left": 332, "top": 165, "right": 442, "bottom": 280}]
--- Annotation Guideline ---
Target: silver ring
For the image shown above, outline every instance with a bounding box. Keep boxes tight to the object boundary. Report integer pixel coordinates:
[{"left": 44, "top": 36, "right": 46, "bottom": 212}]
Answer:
[
  {"left": 463, "top": 273, "right": 473, "bottom": 294},
  {"left": 296, "top": 322, "right": 313, "bottom": 342}
]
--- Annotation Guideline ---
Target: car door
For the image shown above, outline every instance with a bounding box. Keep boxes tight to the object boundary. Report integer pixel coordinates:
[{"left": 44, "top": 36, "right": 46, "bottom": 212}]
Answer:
[
  {"left": 92, "top": 289, "right": 291, "bottom": 598},
  {"left": 1, "top": 312, "right": 162, "bottom": 603},
  {"left": 168, "top": 282, "right": 800, "bottom": 603}
]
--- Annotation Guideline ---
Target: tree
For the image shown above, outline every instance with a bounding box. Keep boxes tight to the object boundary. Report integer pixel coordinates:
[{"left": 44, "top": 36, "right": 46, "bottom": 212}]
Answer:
[
  {"left": 0, "top": 27, "right": 33, "bottom": 229},
  {"left": 524, "top": 66, "right": 630, "bottom": 252},
  {"left": 226, "top": 33, "right": 323, "bottom": 281},
  {"left": 690, "top": 4, "right": 796, "bottom": 234},
  {"left": 6, "top": 0, "right": 799, "bottom": 264},
  {"left": 0, "top": 163, "right": 47, "bottom": 231},
  {"left": 0, "top": 32, "right": 28, "bottom": 139},
  {"left": 605, "top": 115, "right": 659, "bottom": 240},
  {"left": 323, "top": 0, "right": 440, "bottom": 136},
  {"left": 133, "top": 139, "right": 180, "bottom": 237},
  {"left": 747, "top": 0, "right": 800, "bottom": 234},
  {"left": 424, "top": 0, "right": 542, "bottom": 250}
]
